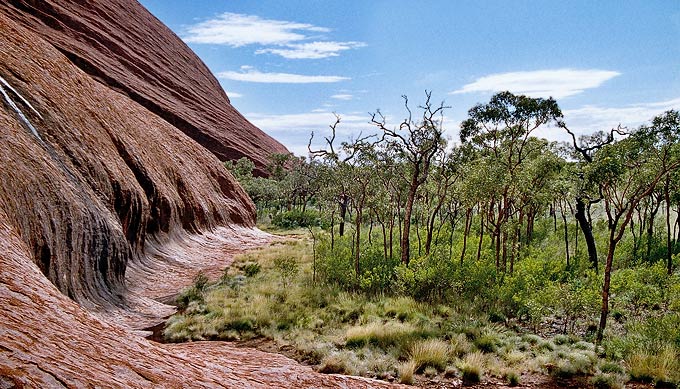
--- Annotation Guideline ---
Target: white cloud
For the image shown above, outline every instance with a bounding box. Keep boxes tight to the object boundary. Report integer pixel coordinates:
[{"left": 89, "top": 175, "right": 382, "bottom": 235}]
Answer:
[
  {"left": 533, "top": 97, "right": 680, "bottom": 142},
  {"left": 451, "top": 69, "right": 621, "bottom": 99},
  {"left": 225, "top": 91, "right": 243, "bottom": 98},
  {"left": 330, "top": 94, "right": 354, "bottom": 100},
  {"left": 247, "top": 111, "right": 368, "bottom": 134},
  {"left": 182, "top": 13, "right": 365, "bottom": 59},
  {"left": 256, "top": 41, "right": 366, "bottom": 59},
  {"left": 248, "top": 111, "right": 381, "bottom": 157},
  {"left": 182, "top": 13, "right": 328, "bottom": 46},
  {"left": 563, "top": 97, "right": 680, "bottom": 132},
  {"left": 218, "top": 66, "right": 349, "bottom": 83}
]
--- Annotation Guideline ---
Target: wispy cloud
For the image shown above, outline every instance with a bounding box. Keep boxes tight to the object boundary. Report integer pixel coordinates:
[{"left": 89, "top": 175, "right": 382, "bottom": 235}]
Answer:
[
  {"left": 182, "top": 13, "right": 364, "bottom": 59},
  {"left": 256, "top": 41, "right": 366, "bottom": 59},
  {"left": 330, "top": 93, "right": 354, "bottom": 100},
  {"left": 563, "top": 97, "right": 680, "bottom": 132},
  {"left": 182, "top": 13, "right": 327, "bottom": 46},
  {"left": 225, "top": 91, "right": 243, "bottom": 98},
  {"left": 218, "top": 66, "right": 349, "bottom": 83},
  {"left": 248, "top": 111, "right": 379, "bottom": 156},
  {"left": 534, "top": 97, "right": 680, "bottom": 142},
  {"left": 451, "top": 69, "right": 621, "bottom": 99},
  {"left": 248, "top": 111, "right": 368, "bottom": 134}
]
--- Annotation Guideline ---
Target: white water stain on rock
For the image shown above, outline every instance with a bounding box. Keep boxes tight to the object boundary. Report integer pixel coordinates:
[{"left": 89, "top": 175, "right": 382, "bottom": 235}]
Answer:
[{"left": 0, "top": 75, "right": 43, "bottom": 141}]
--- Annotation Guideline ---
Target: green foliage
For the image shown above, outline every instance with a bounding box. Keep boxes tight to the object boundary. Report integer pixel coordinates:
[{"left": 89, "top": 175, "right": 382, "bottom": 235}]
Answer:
[
  {"left": 591, "top": 372, "right": 625, "bottom": 389},
  {"left": 194, "top": 105, "right": 680, "bottom": 385},
  {"left": 175, "top": 272, "right": 209, "bottom": 309},
  {"left": 242, "top": 262, "right": 261, "bottom": 277},
  {"left": 273, "top": 255, "right": 298, "bottom": 287},
  {"left": 272, "top": 209, "right": 323, "bottom": 229},
  {"left": 505, "top": 370, "right": 520, "bottom": 386},
  {"left": 627, "top": 346, "right": 680, "bottom": 385},
  {"left": 459, "top": 351, "right": 485, "bottom": 384},
  {"left": 345, "top": 322, "right": 418, "bottom": 348}
]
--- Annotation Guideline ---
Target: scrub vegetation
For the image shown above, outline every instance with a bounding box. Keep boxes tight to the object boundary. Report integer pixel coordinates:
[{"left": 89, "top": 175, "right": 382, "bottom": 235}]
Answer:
[{"left": 167, "top": 92, "right": 680, "bottom": 387}]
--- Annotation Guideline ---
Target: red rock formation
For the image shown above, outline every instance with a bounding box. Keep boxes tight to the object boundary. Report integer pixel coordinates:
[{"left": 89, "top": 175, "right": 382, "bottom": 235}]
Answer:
[
  {"left": 0, "top": 2, "right": 400, "bottom": 387},
  {"left": 1, "top": 0, "right": 288, "bottom": 177},
  {"left": 0, "top": 9, "right": 256, "bottom": 311},
  {"left": 0, "top": 213, "right": 397, "bottom": 388}
]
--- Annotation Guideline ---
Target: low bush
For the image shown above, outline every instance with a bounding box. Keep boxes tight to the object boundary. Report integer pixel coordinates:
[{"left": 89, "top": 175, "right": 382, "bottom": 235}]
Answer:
[
  {"left": 505, "top": 370, "right": 520, "bottom": 386},
  {"left": 409, "top": 339, "right": 450, "bottom": 372},
  {"left": 590, "top": 372, "right": 625, "bottom": 389},
  {"left": 272, "top": 209, "right": 323, "bottom": 229},
  {"left": 626, "top": 346, "right": 679, "bottom": 385},
  {"left": 318, "top": 355, "right": 350, "bottom": 374}
]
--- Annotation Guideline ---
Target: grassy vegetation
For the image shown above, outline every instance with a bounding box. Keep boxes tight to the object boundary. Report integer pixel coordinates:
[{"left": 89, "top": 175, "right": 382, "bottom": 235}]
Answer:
[{"left": 163, "top": 228, "right": 680, "bottom": 386}]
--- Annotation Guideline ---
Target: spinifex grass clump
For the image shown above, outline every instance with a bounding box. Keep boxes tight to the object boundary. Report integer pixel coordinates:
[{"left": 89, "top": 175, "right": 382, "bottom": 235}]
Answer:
[{"left": 408, "top": 339, "right": 450, "bottom": 372}]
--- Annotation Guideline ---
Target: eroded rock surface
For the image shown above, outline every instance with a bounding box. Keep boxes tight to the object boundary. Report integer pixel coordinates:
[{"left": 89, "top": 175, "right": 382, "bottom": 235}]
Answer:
[
  {"left": 1, "top": 0, "right": 288, "bottom": 176},
  {"left": 0, "top": 215, "right": 396, "bottom": 388},
  {"left": 0, "top": 3, "right": 397, "bottom": 387}
]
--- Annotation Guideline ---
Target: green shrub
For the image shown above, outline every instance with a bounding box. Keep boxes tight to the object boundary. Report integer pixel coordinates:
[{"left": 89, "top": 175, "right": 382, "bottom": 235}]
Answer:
[
  {"left": 627, "top": 347, "right": 679, "bottom": 385},
  {"left": 398, "top": 360, "right": 417, "bottom": 384},
  {"left": 272, "top": 209, "right": 323, "bottom": 229},
  {"left": 273, "top": 256, "right": 298, "bottom": 287},
  {"left": 547, "top": 350, "right": 596, "bottom": 378},
  {"left": 599, "top": 361, "right": 624, "bottom": 374},
  {"left": 553, "top": 334, "right": 572, "bottom": 345},
  {"left": 423, "top": 366, "right": 438, "bottom": 377},
  {"left": 318, "top": 355, "right": 350, "bottom": 374},
  {"left": 474, "top": 334, "right": 500, "bottom": 353},
  {"left": 176, "top": 272, "right": 209, "bottom": 309},
  {"left": 242, "top": 262, "right": 261, "bottom": 277},
  {"left": 591, "top": 372, "right": 625, "bottom": 389},
  {"left": 345, "top": 322, "right": 417, "bottom": 349}
]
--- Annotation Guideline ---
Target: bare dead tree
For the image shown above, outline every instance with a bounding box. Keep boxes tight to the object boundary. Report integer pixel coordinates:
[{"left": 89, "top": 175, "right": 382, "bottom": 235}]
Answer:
[{"left": 370, "top": 91, "right": 449, "bottom": 265}]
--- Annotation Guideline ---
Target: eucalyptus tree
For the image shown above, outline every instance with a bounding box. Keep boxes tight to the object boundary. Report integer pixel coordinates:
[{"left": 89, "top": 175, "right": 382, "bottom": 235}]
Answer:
[
  {"left": 510, "top": 138, "right": 564, "bottom": 271},
  {"left": 593, "top": 110, "right": 680, "bottom": 344},
  {"left": 558, "top": 124, "right": 627, "bottom": 271},
  {"left": 421, "top": 147, "right": 466, "bottom": 256},
  {"left": 370, "top": 146, "right": 403, "bottom": 261},
  {"left": 460, "top": 91, "right": 563, "bottom": 272},
  {"left": 344, "top": 144, "right": 381, "bottom": 277},
  {"left": 370, "top": 91, "right": 448, "bottom": 265},
  {"left": 309, "top": 115, "right": 378, "bottom": 238},
  {"left": 647, "top": 110, "right": 680, "bottom": 273}
]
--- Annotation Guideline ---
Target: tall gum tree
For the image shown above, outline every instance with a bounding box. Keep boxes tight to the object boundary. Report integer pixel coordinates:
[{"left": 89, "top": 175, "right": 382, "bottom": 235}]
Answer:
[
  {"left": 370, "top": 91, "right": 448, "bottom": 265},
  {"left": 593, "top": 110, "right": 680, "bottom": 344},
  {"left": 460, "top": 91, "right": 563, "bottom": 272},
  {"left": 557, "top": 124, "right": 627, "bottom": 272}
]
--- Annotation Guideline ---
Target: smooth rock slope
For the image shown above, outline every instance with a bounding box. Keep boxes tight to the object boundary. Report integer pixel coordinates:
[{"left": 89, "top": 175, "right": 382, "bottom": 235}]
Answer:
[
  {"left": 1, "top": 0, "right": 288, "bottom": 176},
  {"left": 0, "top": 1, "right": 396, "bottom": 387}
]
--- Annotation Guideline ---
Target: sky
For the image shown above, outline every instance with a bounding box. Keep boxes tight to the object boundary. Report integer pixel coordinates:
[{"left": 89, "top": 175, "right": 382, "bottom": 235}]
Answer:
[{"left": 139, "top": 0, "right": 680, "bottom": 156}]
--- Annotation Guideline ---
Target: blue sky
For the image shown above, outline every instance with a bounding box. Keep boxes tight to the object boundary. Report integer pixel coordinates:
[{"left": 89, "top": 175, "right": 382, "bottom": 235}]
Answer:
[{"left": 140, "top": 0, "right": 680, "bottom": 156}]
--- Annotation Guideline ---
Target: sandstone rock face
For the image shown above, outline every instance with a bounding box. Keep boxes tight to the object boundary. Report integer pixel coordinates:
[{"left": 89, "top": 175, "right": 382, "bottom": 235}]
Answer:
[
  {"left": 0, "top": 3, "right": 396, "bottom": 387},
  {"left": 1, "top": 0, "right": 288, "bottom": 177},
  {"left": 0, "top": 215, "right": 396, "bottom": 388},
  {"left": 0, "top": 10, "right": 254, "bottom": 313}
]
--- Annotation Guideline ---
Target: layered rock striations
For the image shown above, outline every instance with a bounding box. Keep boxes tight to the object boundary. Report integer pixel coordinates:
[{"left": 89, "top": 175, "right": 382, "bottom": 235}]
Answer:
[
  {"left": 1, "top": 0, "right": 288, "bottom": 177},
  {"left": 0, "top": 214, "right": 394, "bottom": 388},
  {"left": 0, "top": 1, "right": 398, "bottom": 386},
  {"left": 0, "top": 10, "right": 254, "bottom": 313}
]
